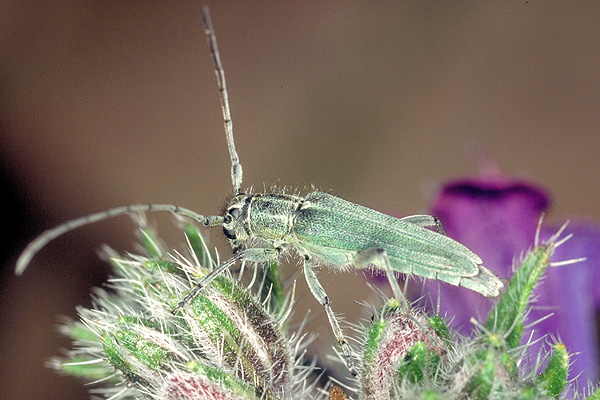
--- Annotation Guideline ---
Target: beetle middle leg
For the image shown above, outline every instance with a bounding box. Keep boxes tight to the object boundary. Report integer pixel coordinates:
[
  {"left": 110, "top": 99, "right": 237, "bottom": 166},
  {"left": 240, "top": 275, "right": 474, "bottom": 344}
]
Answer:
[{"left": 302, "top": 257, "right": 357, "bottom": 376}]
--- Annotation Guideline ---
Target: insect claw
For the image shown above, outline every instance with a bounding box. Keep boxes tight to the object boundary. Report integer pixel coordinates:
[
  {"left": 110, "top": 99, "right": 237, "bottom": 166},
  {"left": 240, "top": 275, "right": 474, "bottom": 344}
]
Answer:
[{"left": 348, "top": 361, "right": 358, "bottom": 377}]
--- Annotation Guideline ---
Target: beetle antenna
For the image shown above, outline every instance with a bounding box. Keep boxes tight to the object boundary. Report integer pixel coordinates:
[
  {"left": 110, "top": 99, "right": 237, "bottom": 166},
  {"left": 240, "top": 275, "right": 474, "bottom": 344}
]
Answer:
[
  {"left": 201, "top": 7, "right": 243, "bottom": 193},
  {"left": 15, "top": 204, "right": 224, "bottom": 276}
]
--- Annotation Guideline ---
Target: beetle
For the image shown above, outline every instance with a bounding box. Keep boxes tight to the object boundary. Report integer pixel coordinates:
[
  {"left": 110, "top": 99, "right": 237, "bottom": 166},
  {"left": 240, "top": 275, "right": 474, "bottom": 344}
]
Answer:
[{"left": 16, "top": 7, "right": 502, "bottom": 376}]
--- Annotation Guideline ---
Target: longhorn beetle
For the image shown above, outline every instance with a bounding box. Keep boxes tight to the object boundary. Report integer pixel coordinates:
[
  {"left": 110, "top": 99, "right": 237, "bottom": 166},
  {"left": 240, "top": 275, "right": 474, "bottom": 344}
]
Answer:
[{"left": 16, "top": 7, "right": 503, "bottom": 376}]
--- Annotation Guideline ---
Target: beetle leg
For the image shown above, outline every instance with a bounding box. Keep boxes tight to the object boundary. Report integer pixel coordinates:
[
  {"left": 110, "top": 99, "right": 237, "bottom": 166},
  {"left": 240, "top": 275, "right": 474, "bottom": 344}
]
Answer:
[
  {"left": 172, "top": 252, "right": 245, "bottom": 314},
  {"left": 303, "top": 257, "right": 357, "bottom": 376},
  {"left": 354, "top": 248, "right": 410, "bottom": 312},
  {"left": 172, "top": 246, "right": 282, "bottom": 314},
  {"left": 399, "top": 215, "right": 446, "bottom": 235}
]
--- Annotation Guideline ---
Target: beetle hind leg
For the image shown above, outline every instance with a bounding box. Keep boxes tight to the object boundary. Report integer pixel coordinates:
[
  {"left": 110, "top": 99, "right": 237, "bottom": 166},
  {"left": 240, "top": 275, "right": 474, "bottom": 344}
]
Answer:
[
  {"left": 354, "top": 248, "right": 410, "bottom": 312},
  {"left": 399, "top": 214, "right": 446, "bottom": 235}
]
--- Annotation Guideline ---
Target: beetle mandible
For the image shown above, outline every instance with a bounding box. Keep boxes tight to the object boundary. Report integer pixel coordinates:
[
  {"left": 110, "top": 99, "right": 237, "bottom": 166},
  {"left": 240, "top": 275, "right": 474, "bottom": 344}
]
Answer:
[{"left": 16, "top": 7, "right": 503, "bottom": 377}]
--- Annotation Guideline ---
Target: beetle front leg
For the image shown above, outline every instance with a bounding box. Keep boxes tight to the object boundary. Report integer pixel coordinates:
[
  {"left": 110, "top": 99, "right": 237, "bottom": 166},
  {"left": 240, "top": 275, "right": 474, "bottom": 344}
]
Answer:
[
  {"left": 172, "top": 246, "right": 282, "bottom": 314},
  {"left": 354, "top": 248, "right": 410, "bottom": 312},
  {"left": 172, "top": 252, "right": 245, "bottom": 314},
  {"left": 302, "top": 257, "right": 357, "bottom": 376}
]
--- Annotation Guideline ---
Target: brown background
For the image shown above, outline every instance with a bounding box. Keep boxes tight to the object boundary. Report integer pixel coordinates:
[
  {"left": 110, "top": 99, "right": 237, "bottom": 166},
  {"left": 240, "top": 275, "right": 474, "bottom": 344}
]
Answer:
[{"left": 2, "top": 1, "right": 600, "bottom": 399}]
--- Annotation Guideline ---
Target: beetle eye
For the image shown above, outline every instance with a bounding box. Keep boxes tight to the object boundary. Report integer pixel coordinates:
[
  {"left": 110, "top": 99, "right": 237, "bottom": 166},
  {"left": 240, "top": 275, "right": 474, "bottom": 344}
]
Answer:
[
  {"left": 223, "top": 227, "right": 236, "bottom": 240},
  {"left": 229, "top": 208, "right": 240, "bottom": 218},
  {"left": 223, "top": 214, "right": 232, "bottom": 224}
]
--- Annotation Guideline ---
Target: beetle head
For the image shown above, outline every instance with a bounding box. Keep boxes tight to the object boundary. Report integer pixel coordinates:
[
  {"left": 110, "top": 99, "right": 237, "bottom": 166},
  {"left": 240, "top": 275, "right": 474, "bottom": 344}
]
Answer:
[{"left": 222, "top": 194, "right": 251, "bottom": 253}]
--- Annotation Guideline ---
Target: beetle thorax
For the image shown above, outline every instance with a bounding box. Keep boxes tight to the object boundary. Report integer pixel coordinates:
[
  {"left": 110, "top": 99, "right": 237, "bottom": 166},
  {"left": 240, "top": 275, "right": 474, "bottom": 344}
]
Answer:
[
  {"left": 247, "top": 193, "right": 303, "bottom": 241},
  {"left": 222, "top": 193, "right": 303, "bottom": 252}
]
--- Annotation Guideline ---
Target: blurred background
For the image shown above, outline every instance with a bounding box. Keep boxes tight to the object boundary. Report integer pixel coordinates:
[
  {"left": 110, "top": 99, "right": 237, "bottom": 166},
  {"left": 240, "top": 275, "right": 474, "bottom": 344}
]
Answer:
[{"left": 2, "top": 1, "right": 600, "bottom": 398}]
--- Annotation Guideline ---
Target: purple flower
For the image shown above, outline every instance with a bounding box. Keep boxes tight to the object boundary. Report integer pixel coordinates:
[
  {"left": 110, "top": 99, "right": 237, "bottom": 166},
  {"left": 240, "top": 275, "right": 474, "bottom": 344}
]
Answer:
[{"left": 425, "top": 170, "right": 600, "bottom": 386}]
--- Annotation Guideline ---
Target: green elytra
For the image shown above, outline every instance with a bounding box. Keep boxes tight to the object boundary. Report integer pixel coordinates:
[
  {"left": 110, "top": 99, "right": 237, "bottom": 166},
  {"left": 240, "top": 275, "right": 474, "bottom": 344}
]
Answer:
[{"left": 15, "top": 7, "right": 503, "bottom": 377}]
